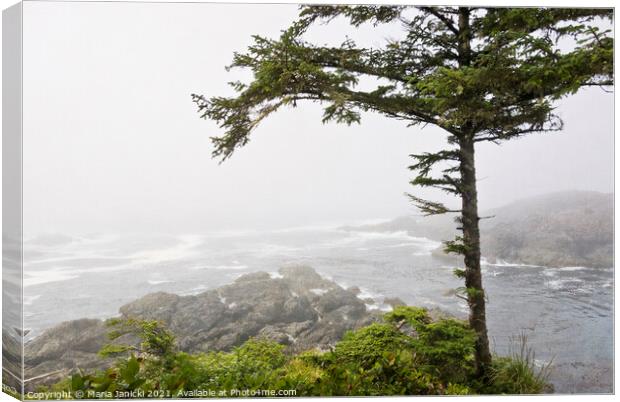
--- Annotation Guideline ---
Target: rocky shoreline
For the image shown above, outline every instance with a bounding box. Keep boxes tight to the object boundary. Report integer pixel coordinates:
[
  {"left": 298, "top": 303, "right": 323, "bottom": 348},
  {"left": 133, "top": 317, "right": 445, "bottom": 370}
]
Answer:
[{"left": 22, "top": 266, "right": 388, "bottom": 390}]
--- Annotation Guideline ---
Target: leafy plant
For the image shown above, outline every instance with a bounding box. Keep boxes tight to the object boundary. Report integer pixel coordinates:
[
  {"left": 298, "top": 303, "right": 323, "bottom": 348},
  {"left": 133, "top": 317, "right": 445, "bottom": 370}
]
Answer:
[
  {"left": 101, "top": 318, "right": 176, "bottom": 359},
  {"left": 333, "top": 323, "right": 414, "bottom": 368},
  {"left": 45, "top": 312, "right": 550, "bottom": 397}
]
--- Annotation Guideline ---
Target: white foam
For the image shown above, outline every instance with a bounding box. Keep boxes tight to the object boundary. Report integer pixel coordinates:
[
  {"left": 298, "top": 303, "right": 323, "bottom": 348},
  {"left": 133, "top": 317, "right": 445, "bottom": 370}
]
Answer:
[
  {"left": 127, "top": 235, "right": 203, "bottom": 265},
  {"left": 309, "top": 288, "right": 328, "bottom": 296},
  {"left": 24, "top": 294, "right": 41, "bottom": 305},
  {"left": 192, "top": 264, "right": 248, "bottom": 271},
  {"left": 147, "top": 279, "right": 171, "bottom": 285},
  {"left": 490, "top": 259, "right": 544, "bottom": 268},
  {"left": 269, "top": 223, "right": 340, "bottom": 234},
  {"left": 357, "top": 287, "right": 380, "bottom": 301},
  {"left": 347, "top": 217, "right": 393, "bottom": 226},
  {"left": 269, "top": 272, "right": 284, "bottom": 279},
  {"left": 188, "top": 285, "right": 208, "bottom": 294},
  {"left": 546, "top": 278, "right": 586, "bottom": 290},
  {"left": 365, "top": 303, "right": 392, "bottom": 312},
  {"left": 557, "top": 266, "right": 590, "bottom": 272},
  {"left": 315, "top": 230, "right": 441, "bottom": 255},
  {"left": 23, "top": 270, "right": 79, "bottom": 287}
]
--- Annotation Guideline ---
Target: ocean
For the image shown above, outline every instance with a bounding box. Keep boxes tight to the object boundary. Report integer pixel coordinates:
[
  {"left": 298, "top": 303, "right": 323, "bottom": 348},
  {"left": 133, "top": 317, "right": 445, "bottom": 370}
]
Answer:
[{"left": 22, "top": 223, "right": 613, "bottom": 393}]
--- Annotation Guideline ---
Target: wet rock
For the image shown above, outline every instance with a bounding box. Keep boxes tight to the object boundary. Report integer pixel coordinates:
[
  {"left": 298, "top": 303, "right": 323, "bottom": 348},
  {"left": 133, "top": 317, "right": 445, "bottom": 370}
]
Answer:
[
  {"left": 384, "top": 297, "right": 407, "bottom": 307},
  {"left": 23, "top": 266, "right": 382, "bottom": 390}
]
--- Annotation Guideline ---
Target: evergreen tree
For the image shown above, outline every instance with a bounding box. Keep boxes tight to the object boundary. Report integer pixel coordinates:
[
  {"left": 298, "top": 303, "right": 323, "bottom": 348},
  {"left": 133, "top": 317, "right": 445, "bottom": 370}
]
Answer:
[{"left": 192, "top": 6, "right": 613, "bottom": 376}]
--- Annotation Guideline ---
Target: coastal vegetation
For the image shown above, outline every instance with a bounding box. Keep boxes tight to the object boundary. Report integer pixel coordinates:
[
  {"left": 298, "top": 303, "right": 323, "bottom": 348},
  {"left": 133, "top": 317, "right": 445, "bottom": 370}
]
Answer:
[
  {"left": 36, "top": 308, "right": 550, "bottom": 398},
  {"left": 192, "top": 5, "right": 614, "bottom": 376}
]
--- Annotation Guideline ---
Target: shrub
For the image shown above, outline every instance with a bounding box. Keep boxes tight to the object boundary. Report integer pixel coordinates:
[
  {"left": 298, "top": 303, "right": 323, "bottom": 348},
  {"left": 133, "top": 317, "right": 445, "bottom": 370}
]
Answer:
[
  {"left": 315, "top": 321, "right": 446, "bottom": 396},
  {"left": 100, "top": 318, "right": 176, "bottom": 360},
  {"left": 333, "top": 323, "right": 413, "bottom": 368},
  {"left": 385, "top": 306, "right": 476, "bottom": 384},
  {"left": 319, "top": 350, "right": 443, "bottom": 396},
  {"left": 45, "top": 310, "right": 549, "bottom": 397},
  {"left": 384, "top": 306, "right": 431, "bottom": 328},
  {"left": 278, "top": 358, "right": 325, "bottom": 394},
  {"left": 412, "top": 318, "right": 477, "bottom": 383},
  {"left": 172, "top": 338, "right": 287, "bottom": 391}
]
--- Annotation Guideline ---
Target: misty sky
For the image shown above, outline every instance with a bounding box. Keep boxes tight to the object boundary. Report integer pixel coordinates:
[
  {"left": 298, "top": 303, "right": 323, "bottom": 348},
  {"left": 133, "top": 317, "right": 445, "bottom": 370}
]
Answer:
[{"left": 22, "top": 2, "right": 614, "bottom": 235}]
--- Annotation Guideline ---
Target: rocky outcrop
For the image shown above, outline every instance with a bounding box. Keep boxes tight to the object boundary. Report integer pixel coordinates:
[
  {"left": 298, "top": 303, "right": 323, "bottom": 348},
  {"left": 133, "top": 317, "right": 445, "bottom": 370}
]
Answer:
[
  {"left": 343, "top": 191, "right": 613, "bottom": 268},
  {"left": 23, "top": 266, "right": 380, "bottom": 389},
  {"left": 480, "top": 191, "right": 613, "bottom": 268},
  {"left": 2, "top": 329, "right": 23, "bottom": 392},
  {"left": 23, "top": 319, "right": 115, "bottom": 389}
]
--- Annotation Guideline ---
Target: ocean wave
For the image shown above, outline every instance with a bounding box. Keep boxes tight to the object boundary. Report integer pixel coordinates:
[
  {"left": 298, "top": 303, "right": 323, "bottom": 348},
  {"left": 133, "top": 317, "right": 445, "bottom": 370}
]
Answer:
[
  {"left": 250, "top": 244, "right": 303, "bottom": 257},
  {"left": 365, "top": 303, "right": 392, "bottom": 312},
  {"left": 147, "top": 279, "right": 172, "bottom": 285},
  {"left": 179, "top": 284, "right": 209, "bottom": 296},
  {"left": 25, "top": 255, "right": 134, "bottom": 268},
  {"left": 192, "top": 264, "right": 249, "bottom": 271},
  {"left": 482, "top": 258, "right": 612, "bottom": 271},
  {"left": 128, "top": 235, "right": 203, "bottom": 264},
  {"left": 24, "top": 270, "right": 80, "bottom": 287},
  {"left": 316, "top": 230, "right": 441, "bottom": 252},
  {"left": 309, "top": 288, "right": 329, "bottom": 296},
  {"left": 357, "top": 287, "right": 381, "bottom": 301},
  {"left": 555, "top": 266, "right": 601, "bottom": 272},
  {"left": 24, "top": 294, "right": 42, "bottom": 305},
  {"left": 546, "top": 278, "right": 586, "bottom": 291},
  {"left": 601, "top": 280, "right": 613, "bottom": 289},
  {"left": 485, "top": 259, "right": 544, "bottom": 268}
]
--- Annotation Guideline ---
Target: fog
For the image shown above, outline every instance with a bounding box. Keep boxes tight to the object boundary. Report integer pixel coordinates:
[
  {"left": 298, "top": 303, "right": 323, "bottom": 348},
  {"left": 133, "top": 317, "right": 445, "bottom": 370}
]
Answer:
[{"left": 22, "top": 2, "right": 614, "bottom": 235}]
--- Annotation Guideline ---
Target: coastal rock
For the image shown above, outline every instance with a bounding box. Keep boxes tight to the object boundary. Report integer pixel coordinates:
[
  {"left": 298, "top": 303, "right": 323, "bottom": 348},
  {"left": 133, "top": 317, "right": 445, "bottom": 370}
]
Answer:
[
  {"left": 26, "top": 319, "right": 108, "bottom": 367},
  {"left": 24, "top": 319, "right": 115, "bottom": 389},
  {"left": 480, "top": 191, "right": 613, "bottom": 268},
  {"left": 343, "top": 191, "right": 613, "bottom": 268},
  {"left": 2, "top": 330, "right": 23, "bottom": 392},
  {"left": 23, "top": 266, "right": 381, "bottom": 390}
]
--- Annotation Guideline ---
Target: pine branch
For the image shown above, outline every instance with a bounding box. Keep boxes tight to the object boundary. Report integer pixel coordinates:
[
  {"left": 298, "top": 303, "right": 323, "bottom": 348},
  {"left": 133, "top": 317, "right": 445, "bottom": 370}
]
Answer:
[{"left": 407, "top": 194, "right": 460, "bottom": 216}]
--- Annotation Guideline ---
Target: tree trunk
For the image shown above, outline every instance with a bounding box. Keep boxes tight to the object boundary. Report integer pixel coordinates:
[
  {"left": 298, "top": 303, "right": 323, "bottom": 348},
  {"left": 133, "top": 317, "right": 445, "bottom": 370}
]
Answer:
[
  {"left": 456, "top": 6, "right": 492, "bottom": 377},
  {"left": 459, "top": 134, "right": 492, "bottom": 376}
]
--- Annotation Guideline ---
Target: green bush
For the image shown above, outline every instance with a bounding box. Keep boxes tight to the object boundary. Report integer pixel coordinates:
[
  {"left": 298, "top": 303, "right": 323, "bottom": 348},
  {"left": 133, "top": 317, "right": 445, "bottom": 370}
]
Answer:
[
  {"left": 412, "top": 318, "right": 477, "bottom": 383},
  {"left": 312, "top": 350, "right": 443, "bottom": 396},
  {"left": 43, "top": 310, "right": 549, "bottom": 397},
  {"left": 384, "top": 306, "right": 431, "bottom": 327},
  {"left": 189, "top": 338, "right": 287, "bottom": 390},
  {"left": 100, "top": 318, "right": 176, "bottom": 360},
  {"left": 385, "top": 306, "right": 476, "bottom": 383},
  {"left": 333, "top": 323, "right": 413, "bottom": 368}
]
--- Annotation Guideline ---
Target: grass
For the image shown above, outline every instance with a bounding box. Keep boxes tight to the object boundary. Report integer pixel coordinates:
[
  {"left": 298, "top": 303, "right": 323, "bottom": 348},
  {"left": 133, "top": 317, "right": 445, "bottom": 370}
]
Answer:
[{"left": 484, "top": 332, "right": 554, "bottom": 394}]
